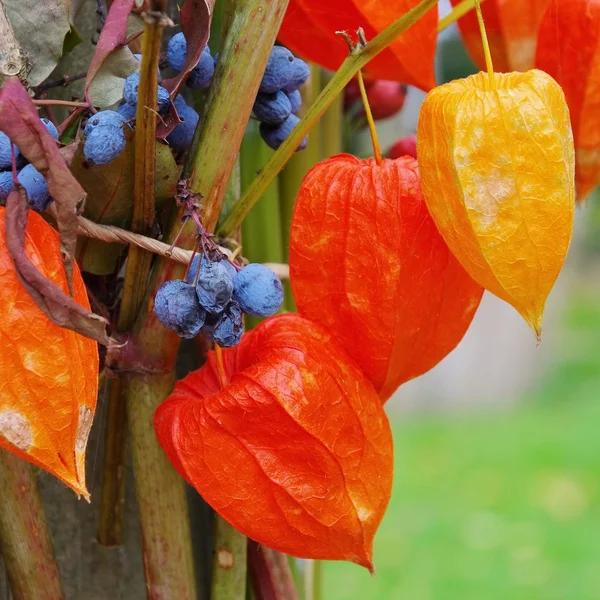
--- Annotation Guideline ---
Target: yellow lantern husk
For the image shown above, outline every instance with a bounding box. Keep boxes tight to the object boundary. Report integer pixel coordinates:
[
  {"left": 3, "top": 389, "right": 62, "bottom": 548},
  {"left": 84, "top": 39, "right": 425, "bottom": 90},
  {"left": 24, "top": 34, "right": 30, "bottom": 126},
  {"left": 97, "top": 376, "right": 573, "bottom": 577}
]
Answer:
[{"left": 417, "top": 69, "right": 575, "bottom": 338}]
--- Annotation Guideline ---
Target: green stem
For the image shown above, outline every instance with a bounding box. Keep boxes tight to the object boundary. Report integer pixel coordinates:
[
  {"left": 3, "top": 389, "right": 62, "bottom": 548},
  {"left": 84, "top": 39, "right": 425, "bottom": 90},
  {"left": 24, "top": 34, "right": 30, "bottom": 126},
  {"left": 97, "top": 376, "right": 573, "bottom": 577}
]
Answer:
[
  {"left": 217, "top": 0, "right": 441, "bottom": 237},
  {"left": 0, "top": 451, "right": 65, "bottom": 600},
  {"left": 126, "top": 374, "right": 197, "bottom": 599},
  {"left": 319, "top": 70, "right": 343, "bottom": 159},
  {"left": 210, "top": 516, "right": 247, "bottom": 600},
  {"left": 97, "top": 9, "right": 166, "bottom": 548},
  {"left": 278, "top": 63, "right": 322, "bottom": 311},
  {"left": 303, "top": 560, "right": 323, "bottom": 600}
]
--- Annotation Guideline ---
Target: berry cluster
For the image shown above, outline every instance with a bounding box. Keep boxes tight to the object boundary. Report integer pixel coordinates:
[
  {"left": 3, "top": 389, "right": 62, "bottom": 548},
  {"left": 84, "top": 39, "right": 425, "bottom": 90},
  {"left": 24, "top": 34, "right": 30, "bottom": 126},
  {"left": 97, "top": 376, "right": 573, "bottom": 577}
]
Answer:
[
  {"left": 254, "top": 46, "right": 309, "bottom": 151},
  {"left": 0, "top": 118, "right": 58, "bottom": 211},
  {"left": 155, "top": 251, "right": 284, "bottom": 347}
]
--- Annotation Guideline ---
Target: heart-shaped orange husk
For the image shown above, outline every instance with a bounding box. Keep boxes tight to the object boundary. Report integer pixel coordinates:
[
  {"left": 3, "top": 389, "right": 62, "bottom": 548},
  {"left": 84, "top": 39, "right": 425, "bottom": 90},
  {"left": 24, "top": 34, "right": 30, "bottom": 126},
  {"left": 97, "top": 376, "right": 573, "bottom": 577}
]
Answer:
[
  {"left": 0, "top": 208, "right": 98, "bottom": 498},
  {"left": 417, "top": 70, "right": 575, "bottom": 338},
  {"left": 450, "top": 0, "right": 549, "bottom": 72},
  {"left": 289, "top": 155, "right": 484, "bottom": 402},
  {"left": 278, "top": 0, "right": 437, "bottom": 91},
  {"left": 535, "top": 0, "right": 600, "bottom": 202},
  {"left": 155, "top": 313, "right": 393, "bottom": 570}
]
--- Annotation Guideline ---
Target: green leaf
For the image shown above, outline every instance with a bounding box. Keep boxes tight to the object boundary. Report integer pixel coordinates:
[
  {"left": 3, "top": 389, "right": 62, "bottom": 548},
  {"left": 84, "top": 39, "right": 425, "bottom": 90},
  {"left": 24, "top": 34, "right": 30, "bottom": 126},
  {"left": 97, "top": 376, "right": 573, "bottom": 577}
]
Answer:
[
  {"left": 88, "top": 47, "right": 139, "bottom": 109},
  {"left": 3, "top": 0, "right": 71, "bottom": 86},
  {"left": 62, "top": 26, "right": 83, "bottom": 55},
  {"left": 71, "top": 129, "right": 180, "bottom": 274}
]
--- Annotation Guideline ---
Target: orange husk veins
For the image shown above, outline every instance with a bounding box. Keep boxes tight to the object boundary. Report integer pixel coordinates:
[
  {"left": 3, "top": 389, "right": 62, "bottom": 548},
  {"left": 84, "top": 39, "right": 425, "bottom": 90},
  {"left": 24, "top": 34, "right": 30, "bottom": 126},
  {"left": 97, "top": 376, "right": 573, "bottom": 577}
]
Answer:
[
  {"left": 535, "top": 0, "right": 600, "bottom": 202},
  {"left": 289, "top": 155, "right": 484, "bottom": 402},
  {"left": 0, "top": 208, "right": 98, "bottom": 498},
  {"left": 278, "top": 0, "right": 437, "bottom": 91},
  {"left": 416, "top": 70, "right": 575, "bottom": 337},
  {"left": 154, "top": 314, "right": 393, "bottom": 570},
  {"left": 450, "top": 0, "right": 549, "bottom": 72}
]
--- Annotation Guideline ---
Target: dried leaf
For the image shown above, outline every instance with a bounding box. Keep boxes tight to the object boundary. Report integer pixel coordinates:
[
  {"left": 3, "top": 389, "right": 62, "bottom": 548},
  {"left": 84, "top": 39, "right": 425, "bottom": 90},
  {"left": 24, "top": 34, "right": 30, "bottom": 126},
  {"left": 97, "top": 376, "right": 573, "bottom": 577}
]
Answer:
[
  {"left": 535, "top": 0, "right": 600, "bottom": 202},
  {"left": 3, "top": 0, "right": 71, "bottom": 86},
  {"left": 155, "top": 314, "right": 393, "bottom": 570},
  {"left": 0, "top": 206, "right": 99, "bottom": 497},
  {"left": 0, "top": 77, "right": 86, "bottom": 290},
  {"left": 157, "top": 0, "right": 215, "bottom": 138},
  {"left": 417, "top": 70, "right": 575, "bottom": 338},
  {"left": 289, "top": 155, "right": 483, "bottom": 402},
  {"left": 71, "top": 129, "right": 179, "bottom": 274},
  {"left": 4, "top": 187, "right": 113, "bottom": 346},
  {"left": 84, "top": 0, "right": 137, "bottom": 107},
  {"left": 278, "top": 0, "right": 437, "bottom": 90},
  {"left": 451, "top": 0, "right": 549, "bottom": 73}
]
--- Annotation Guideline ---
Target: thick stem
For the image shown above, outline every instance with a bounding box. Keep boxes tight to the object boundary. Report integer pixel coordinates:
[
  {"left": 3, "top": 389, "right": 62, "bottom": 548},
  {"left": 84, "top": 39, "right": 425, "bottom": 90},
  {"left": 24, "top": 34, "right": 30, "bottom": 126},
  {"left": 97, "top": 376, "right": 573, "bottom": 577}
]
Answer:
[
  {"left": 0, "top": 451, "right": 65, "bottom": 600},
  {"left": 217, "top": 0, "right": 441, "bottom": 237},
  {"left": 210, "top": 515, "right": 247, "bottom": 600},
  {"left": 126, "top": 373, "right": 197, "bottom": 599},
  {"left": 98, "top": 10, "right": 168, "bottom": 549},
  {"left": 248, "top": 544, "right": 299, "bottom": 600}
]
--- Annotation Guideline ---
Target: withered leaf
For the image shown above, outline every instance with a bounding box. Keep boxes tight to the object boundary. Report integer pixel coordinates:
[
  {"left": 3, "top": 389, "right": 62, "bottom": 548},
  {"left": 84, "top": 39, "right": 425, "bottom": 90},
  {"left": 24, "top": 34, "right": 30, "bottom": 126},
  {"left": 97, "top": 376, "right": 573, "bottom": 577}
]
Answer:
[
  {"left": 0, "top": 77, "right": 86, "bottom": 290},
  {"left": 5, "top": 187, "right": 114, "bottom": 346},
  {"left": 3, "top": 0, "right": 71, "bottom": 86}
]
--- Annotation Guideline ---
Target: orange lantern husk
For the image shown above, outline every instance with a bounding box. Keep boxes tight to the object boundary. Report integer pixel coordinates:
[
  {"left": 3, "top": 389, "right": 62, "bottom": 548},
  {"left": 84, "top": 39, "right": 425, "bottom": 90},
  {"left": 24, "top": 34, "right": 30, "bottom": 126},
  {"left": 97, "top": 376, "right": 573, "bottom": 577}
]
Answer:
[
  {"left": 535, "top": 0, "right": 600, "bottom": 202},
  {"left": 155, "top": 314, "right": 393, "bottom": 570},
  {"left": 278, "top": 0, "right": 438, "bottom": 91},
  {"left": 417, "top": 69, "right": 575, "bottom": 338},
  {"left": 0, "top": 208, "right": 99, "bottom": 498},
  {"left": 289, "top": 155, "right": 484, "bottom": 402},
  {"left": 450, "top": 0, "right": 550, "bottom": 72}
]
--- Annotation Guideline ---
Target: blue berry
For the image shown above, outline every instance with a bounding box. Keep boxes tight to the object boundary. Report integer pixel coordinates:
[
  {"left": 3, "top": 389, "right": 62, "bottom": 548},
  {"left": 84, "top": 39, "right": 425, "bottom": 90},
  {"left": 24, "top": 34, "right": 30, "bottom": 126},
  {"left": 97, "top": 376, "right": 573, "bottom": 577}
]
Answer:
[
  {"left": 259, "top": 46, "right": 296, "bottom": 93},
  {"left": 17, "top": 164, "right": 51, "bottom": 211},
  {"left": 286, "top": 89, "right": 302, "bottom": 114},
  {"left": 167, "top": 104, "right": 200, "bottom": 151},
  {"left": 187, "top": 254, "right": 237, "bottom": 284},
  {"left": 174, "top": 94, "right": 188, "bottom": 112},
  {"left": 282, "top": 58, "right": 310, "bottom": 93},
  {"left": 84, "top": 110, "right": 125, "bottom": 136},
  {"left": 157, "top": 86, "right": 171, "bottom": 113},
  {"left": 0, "top": 132, "right": 19, "bottom": 169},
  {"left": 84, "top": 126, "right": 126, "bottom": 166},
  {"left": 195, "top": 257, "right": 234, "bottom": 314},
  {"left": 212, "top": 301, "right": 244, "bottom": 347},
  {"left": 0, "top": 171, "right": 14, "bottom": 200},
  {"left": 259, "top": 114, "right": 308, "bottom": 152},
  {"left": 187, "top": 46, "right": 214, "bottom": 90},
  {"left": 41, "top": 118, "right": 59, "bottom": 140},
  {"left": 232, "top": 263, "right": 284, "bottom": 317},
  {"left": 253, "top": 91, "right": 292, "bottom": 126},
  {"left": 154, "top": 279, "right": 206, "bottom": 339},
  {"left": 117, "top": 102, "right": 137, "bottom": 120},
  {"left": 167, "top": 32, "right": 187, "bottom": 72}
]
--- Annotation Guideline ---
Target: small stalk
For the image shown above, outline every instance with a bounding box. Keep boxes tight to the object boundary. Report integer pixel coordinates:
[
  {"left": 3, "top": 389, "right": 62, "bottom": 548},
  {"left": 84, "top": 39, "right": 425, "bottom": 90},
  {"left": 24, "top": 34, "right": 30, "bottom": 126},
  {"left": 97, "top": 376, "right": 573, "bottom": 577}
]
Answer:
[
  {"left": 438, "top": 0, "right": 488, "bottom": 32},
  {"left": 210, "top": 515, "right": 247, "bottom": 600},
  {"left": 357, "top": 70, "right": 382, "bottom": 164},
  {"left": 217, "top": 0, "right": 441, "bottom": 237},
  {"left": 248, "top": 544, "right": 299, "bottom": 600},
  {"left": 0, "top": 451, "right": 65, "bottom": 600}
]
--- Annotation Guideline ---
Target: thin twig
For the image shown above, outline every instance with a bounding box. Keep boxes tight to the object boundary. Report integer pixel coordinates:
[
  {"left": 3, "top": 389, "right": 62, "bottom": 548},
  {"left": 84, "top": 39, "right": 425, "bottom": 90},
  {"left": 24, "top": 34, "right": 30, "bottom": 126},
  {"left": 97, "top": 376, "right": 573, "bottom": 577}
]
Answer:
[
  {"left": 35, "top": 71, "right": 87, "bottom": 94},
  {"left": 33, "top": 99, "right": 89, "bottom": 108}
]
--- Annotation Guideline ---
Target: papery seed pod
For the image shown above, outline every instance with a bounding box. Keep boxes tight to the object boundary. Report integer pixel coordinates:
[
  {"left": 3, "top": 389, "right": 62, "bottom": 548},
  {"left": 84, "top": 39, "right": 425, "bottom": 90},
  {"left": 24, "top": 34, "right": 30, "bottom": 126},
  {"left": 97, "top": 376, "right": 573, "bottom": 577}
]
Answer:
[
  {"left": 289, "top": 155, "right": 484, "bottom": 402},
  {"left": 0, "top": 208, "right": 99, "bottom": 497},
  {"left": 417, "top": 69, "right": 575, "bottom": 338},
  {"left": 535, "top": 0, "right": 600, "bottom": 202},
  {"left": 450, "top": 0, "right": 549, "bottom": 72},
  {"left": 278, "top": 0, "right": 437, "bottom": 90},
  {"left": 155, "top": 314, "right": 393, "bottom": 570}
]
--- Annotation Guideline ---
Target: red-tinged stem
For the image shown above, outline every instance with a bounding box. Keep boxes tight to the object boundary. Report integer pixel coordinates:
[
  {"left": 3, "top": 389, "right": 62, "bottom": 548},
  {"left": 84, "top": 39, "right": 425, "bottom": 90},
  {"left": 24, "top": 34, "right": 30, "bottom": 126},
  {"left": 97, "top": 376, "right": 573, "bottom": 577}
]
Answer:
[
  {"left": 210, "top": 515, "right": 247, "bottom": 600},
  {"left": 33, "top": 99, "right": 89, "bottom": 108},
  {"left": 248, "top": 543, "right": 299, "bottom": 600},
  {"left": 0, "top": 451, "right": 65, "bottom": 600}
]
